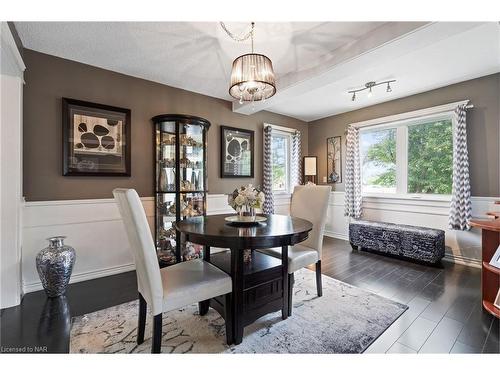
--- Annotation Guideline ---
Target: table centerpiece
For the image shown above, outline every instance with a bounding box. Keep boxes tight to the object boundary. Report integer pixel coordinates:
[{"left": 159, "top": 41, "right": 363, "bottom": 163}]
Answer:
[{"left": 227, "top": 184, "right": 265, "bottom": 223}]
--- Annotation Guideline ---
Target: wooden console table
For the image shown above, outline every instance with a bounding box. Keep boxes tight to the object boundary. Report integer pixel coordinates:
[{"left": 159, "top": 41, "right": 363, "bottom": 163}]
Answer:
[{"left": 470, "top": 201, "right": 500, "bottom": 319}]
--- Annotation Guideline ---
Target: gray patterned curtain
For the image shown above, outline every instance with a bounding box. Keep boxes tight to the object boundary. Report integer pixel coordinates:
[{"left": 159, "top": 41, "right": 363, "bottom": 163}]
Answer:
[
  {"left": 262, "top": 126, "right": 274, "bottom": 214},
  {"left": 449, "top": 104, "right": 472, "bottom": 230},
  {"left": 291, "top": 130, "right": 302, "bottom": 187},
  {"left": 344, "top": 126, "right": 362, "bottom": 219}
]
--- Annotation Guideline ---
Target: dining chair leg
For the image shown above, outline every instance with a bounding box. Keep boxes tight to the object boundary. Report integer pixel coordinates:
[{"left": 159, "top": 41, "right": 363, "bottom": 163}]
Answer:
[
  {"left": 315, "top": 260, "right": 323, "bottom": 297},
  {"left": 151, "top": 313, "right": 162, "bottom": 354},
  {"left": 287, "top": 273, "right": 294, "bottom": 317},
  {"left": 198, "top": 300, "right": 210, "bottom": 316},
  {"left": 199, "top": 245, "right": 211, "bottom": 316},
  {"left": 137, "top": 293, "right": 147, "bottom": 345},
  {"left": 224, "top": 293, "right": 233, "bottom": 345}
]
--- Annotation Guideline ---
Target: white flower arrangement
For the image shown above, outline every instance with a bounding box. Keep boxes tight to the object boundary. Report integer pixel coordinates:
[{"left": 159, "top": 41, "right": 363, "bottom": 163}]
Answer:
[{"left": 228, "top": 184, "right": 265, "bottom": 213}]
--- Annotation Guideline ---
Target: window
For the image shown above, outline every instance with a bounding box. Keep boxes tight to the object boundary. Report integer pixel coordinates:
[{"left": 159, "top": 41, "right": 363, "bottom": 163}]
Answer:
[
  {"left": 359, "top": 115, "right": 453, "bottom": 197},
  {"left": 407, "top": 120, "right": 453, "bottom": 194},
  {"left": 271, "top": 132, "right": 291, "bottom": 193},
  {"left": 360, "top": 128, "right": 396, "bottom": 194}
]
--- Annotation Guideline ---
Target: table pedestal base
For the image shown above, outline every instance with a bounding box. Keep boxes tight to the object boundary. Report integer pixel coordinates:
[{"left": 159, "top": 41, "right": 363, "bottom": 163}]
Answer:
[{"left": 207, "top": 250, "right": 286, "bottom": 344}]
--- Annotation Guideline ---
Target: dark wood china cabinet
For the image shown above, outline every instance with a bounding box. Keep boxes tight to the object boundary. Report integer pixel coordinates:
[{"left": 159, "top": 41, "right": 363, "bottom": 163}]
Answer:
[{"left": 152, "top": 114, "right": 210, "bottom": 267}]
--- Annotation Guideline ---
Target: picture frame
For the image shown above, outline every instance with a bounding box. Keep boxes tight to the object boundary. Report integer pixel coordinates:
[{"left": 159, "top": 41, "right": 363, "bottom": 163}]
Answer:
[
  {"left": 489, "top": 245, "right": 500, "bottom": 269},
  {"left": 327, "top": 136, "right": 342, "bottom": 184},
  {"left": 62, "top": 98, "right": 131, "bottom": 176},
  {"left": 494, "top": 289, "right": 500, "bottom": 310},
  {"left": 220, "top": 126, "right": 254, "bottom": 178}
]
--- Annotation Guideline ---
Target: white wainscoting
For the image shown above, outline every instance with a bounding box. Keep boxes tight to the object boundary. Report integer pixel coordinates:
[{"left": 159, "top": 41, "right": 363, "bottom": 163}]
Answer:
[
  {"left": 21, "top": 194, "right": 288, "bottom": 293},
  {"left": 324, "top": 192, "right": 499, "bottom": 268},
  {"left": 22, "top": 192, "right": 496, "bottom": 294},
  {"left": 22, "top": 197, "right": 154, "bottom": 293}
]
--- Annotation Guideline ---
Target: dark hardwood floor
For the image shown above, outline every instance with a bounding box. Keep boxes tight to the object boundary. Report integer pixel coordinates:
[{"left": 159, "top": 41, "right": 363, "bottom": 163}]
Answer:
[
  {"left": 1, "top": 237, "right": 498, "bottom": 354},
  {"left": 0, "top": 271, "right": 138, "bottom": 353}
]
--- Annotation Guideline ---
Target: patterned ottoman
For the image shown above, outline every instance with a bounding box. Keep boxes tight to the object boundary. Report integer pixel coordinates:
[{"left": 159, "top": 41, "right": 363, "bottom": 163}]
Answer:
[{"left": 349, "top": 220, "right": 445, "bottom": 264}]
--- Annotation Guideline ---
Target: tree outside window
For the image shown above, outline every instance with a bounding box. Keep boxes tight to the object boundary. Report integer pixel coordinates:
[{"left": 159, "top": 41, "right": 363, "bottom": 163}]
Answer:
[
  {"left": 360, "top": 118, "right": 453, "bottom": 195},
  {"left": 271, "top": 134, "right": 289, "bottom": 192}
]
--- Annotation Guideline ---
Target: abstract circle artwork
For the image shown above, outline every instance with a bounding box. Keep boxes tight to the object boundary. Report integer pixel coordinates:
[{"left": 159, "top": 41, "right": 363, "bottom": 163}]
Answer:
[
  {"left": 221, "top": 126, "right": 254, "bottom": 177},
  {"left": 72, "top": 115, "right": 122, "bottom": 155},
  {"left": 63, "top": 98, "right": 130, "bottom": 176},
  {"left": 80, "top": 132, "right": 100, "bottom": 148}
]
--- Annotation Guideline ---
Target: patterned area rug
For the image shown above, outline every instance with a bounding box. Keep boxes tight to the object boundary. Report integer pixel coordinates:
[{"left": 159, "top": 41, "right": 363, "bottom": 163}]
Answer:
[{"left": 70, "top": 269, "right": 407, "bottom": 353}]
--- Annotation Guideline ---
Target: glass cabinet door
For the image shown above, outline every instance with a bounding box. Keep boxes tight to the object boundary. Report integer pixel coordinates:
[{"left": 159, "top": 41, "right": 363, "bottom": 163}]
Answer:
[
  {"left": 179, "top": 122, "right": 204, "bottom": 192},
  {"left": 157, "top": 121, "right": 176, "bottom": 193},
  {"left": 156, "top": 192, "right": 177, "bottom": 266},
  {"left": 156, "top": 121, "right": 177, "bottom": 266},
  {"left": 179, "top": 122, "right": 206, "bottom": 261}
]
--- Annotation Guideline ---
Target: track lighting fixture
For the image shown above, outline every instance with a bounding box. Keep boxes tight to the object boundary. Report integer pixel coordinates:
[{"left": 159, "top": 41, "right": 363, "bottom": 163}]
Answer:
[{"left": 348, "top": 79, "right": 396, "bottom": 101}]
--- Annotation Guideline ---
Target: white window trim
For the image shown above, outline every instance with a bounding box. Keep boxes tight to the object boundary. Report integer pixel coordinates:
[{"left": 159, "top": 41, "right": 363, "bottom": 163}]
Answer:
[
  {"left": 355, "top": 101, "right": 469, "bottom": 200},
  {"left": 264, "top": 123, "right": 296, "bottom": 195},
  {"left": 350, "top": 100, "right": 468, "bottom": 129}
]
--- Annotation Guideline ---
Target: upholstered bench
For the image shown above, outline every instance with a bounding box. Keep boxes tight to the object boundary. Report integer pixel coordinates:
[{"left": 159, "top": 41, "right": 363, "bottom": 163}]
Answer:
[{"left": 349, "top": 220, "right": 445, "bottom": 265}]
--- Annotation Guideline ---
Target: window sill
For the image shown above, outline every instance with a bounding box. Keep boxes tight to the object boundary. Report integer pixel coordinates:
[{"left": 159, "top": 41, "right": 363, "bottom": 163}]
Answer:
[
  {"left": 362, "top": 193, "right": 452, "bottom": 203},
  {"left": 273, "top": 191, "right": 291, "bottom": 195}
]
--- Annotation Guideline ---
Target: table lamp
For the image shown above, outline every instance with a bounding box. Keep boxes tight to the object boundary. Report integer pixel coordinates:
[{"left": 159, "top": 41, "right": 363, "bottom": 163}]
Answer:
[{"left": 303, "top": 156, "right": 317, "bottom": 184}]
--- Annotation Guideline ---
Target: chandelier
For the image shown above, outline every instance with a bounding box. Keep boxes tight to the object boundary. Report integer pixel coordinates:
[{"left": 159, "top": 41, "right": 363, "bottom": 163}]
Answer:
[{"left": 221, "top": 22, "right": 277, "bottom": 103}]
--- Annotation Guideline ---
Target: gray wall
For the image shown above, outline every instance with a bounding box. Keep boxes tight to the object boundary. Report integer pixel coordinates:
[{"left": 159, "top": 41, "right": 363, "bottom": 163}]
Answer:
[
  {"left": 308, "top": 73, "right": 500, "bottom": 197},
  {"left": 23, "top": 48, "right": 499, "bottom": 201},
  {"left": 23, "top": 50, "right": 308, "bottom": 201}
]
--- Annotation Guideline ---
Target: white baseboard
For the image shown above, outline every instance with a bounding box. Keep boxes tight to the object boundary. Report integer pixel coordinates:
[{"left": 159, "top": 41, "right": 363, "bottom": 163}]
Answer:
[
  {"left": 324, "top": 230, "right": 349, "bottom": 241},
  {"left": 22, "top": 263, "right": 136, "bottom": 294}
]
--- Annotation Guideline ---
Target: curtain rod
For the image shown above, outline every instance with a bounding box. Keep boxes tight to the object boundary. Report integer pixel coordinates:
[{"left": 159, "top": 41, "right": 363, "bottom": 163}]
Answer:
[
  {"left": 349, "top": 100, "right": 473, "bottom": 129},
  {"left": 263, "top": 123, "right": 299, "bottom": 134}
]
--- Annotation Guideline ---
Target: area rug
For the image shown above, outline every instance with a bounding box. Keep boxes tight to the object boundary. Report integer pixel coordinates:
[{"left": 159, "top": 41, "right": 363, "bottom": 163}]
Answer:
[{"left": 70, "top": 268, "right": 407, "bottom": 354}]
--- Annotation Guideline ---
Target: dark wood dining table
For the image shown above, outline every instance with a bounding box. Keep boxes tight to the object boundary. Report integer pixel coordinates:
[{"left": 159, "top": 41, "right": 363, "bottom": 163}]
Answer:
[{"left": 175, "top": 214, "right": 313, "bottom": 344}]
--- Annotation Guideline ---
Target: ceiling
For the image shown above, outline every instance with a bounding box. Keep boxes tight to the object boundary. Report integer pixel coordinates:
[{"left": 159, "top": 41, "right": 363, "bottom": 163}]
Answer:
[
  {"left": 253, "top": 22, "right": 500, "bottom": 121},
  {"left": 15, "top": 21, "right": 500, "bottom": 122}
]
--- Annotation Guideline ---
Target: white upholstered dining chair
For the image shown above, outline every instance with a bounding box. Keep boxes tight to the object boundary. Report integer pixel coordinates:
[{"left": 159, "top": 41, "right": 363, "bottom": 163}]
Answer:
[
  {"left": 258, "top": 184, "right": 331, "bottom": 316},
  {"left": 113, "top": 188, "right": 233, "bottom": 353}
]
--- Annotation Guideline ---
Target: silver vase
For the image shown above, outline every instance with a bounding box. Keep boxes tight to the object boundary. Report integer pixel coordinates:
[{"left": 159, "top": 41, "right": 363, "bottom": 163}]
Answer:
[{"left": 36, "top": 236, "right": 76, "bottom": 298}]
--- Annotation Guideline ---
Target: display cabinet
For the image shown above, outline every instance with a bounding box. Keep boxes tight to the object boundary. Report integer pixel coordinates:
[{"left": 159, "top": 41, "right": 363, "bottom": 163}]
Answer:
[{"left": 152, "top": 114, "right": 210, "bottom": 267}]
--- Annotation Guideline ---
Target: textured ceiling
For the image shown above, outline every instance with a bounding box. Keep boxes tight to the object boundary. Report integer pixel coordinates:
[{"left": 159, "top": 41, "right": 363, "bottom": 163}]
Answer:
[
  {"left": 15, "top": 22, "right": 499, "bottom": 121},
  {"left": 264, "top": 22, "right": 500, "bottom": 121},
  {"left": 15, "top": 21, "right": 385, "bottom": 100}
]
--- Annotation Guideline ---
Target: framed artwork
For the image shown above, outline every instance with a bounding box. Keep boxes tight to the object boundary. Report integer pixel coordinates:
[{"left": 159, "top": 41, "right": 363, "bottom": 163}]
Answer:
[
  {"left": 220, "top": 126, "right": 254, "bottom": 178},
  {"left": 62, "top": 98, "right": 131, "bottom": 176},
  {"left": 327, "top": 136, "right": 342, "bottom": 183},
  {"left": 489, "top": 245, "right": 500, "bottom": 269},
  {"left": 494, "top": 289, "right": 500, "bottom": 310}
]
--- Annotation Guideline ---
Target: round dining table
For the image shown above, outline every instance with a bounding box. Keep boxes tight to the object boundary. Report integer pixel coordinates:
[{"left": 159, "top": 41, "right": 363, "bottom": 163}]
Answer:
[{"left": 175, "top": 213, "right": 313, "bottom": 344}]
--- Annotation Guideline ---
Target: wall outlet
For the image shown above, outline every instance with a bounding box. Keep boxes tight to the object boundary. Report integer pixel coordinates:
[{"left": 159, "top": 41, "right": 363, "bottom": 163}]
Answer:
[{"left": 323, "top": 176, "right": 327, "bottom": 183}]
